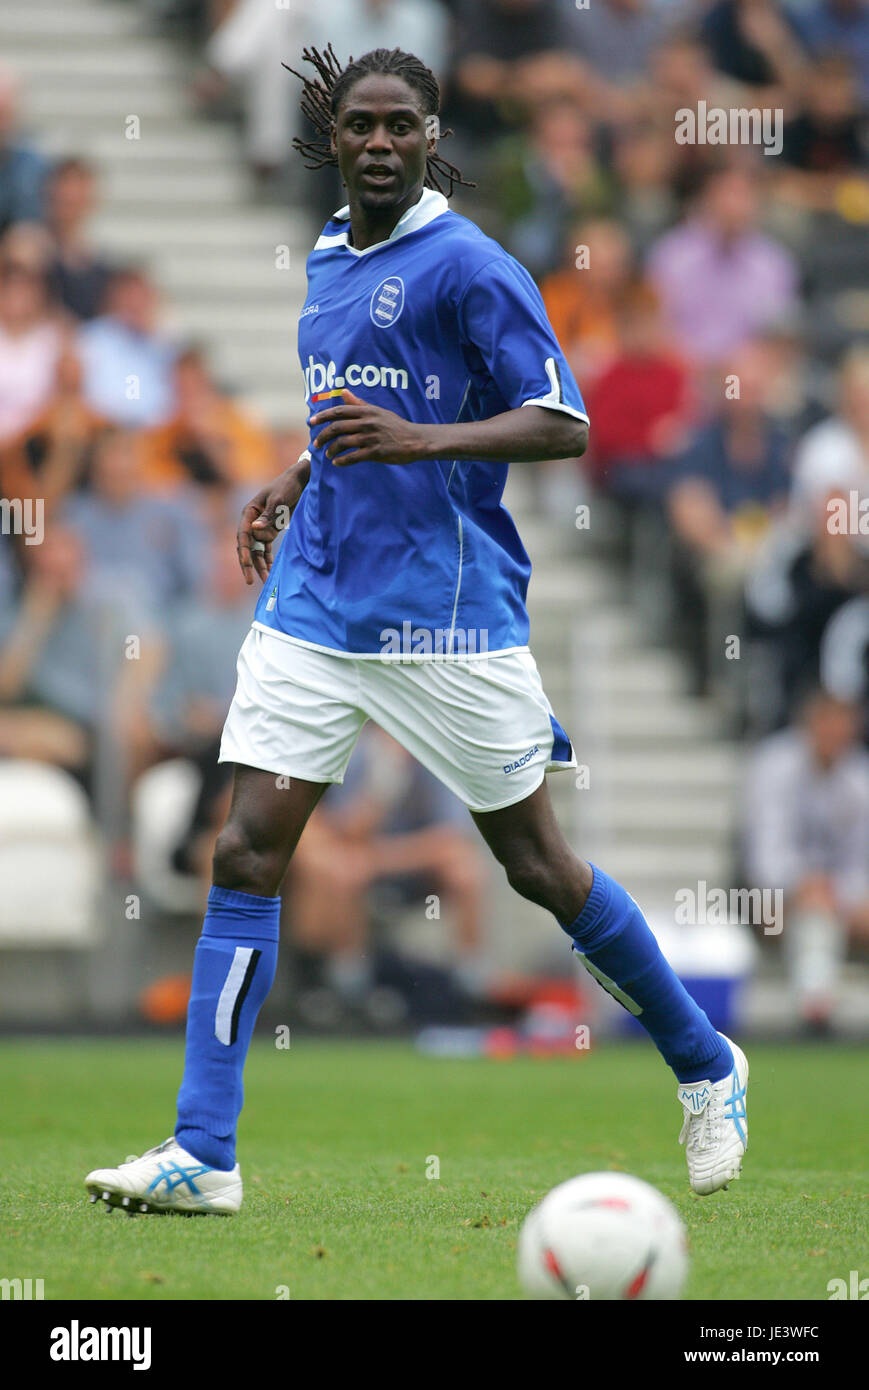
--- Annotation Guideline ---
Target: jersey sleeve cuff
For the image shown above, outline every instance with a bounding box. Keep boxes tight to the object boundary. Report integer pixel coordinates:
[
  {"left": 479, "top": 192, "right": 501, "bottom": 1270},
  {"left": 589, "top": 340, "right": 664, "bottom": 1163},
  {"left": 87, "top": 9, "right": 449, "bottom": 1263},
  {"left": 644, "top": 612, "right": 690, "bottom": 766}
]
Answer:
[{"left": 520, "top": 398, "right": 590, "bottom": 424}]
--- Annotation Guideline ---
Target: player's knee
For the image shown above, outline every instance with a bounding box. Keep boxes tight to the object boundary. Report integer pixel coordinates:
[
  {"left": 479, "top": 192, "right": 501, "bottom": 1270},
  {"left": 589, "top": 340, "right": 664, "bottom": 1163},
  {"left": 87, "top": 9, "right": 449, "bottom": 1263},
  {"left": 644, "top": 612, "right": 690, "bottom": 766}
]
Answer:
[
  {"left": 503, "top": 849, "right": 555, "bottom": 908},
  {"left": 212, "top": 821, "right": 278, "bottom": 897}
]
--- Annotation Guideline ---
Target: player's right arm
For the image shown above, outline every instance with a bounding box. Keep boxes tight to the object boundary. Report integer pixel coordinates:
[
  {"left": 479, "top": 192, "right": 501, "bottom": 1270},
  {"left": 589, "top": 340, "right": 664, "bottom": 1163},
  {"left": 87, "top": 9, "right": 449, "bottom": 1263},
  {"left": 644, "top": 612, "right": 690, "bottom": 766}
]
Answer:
[{"left": 236, "top": 449, "right": 311, "bottom": 585}]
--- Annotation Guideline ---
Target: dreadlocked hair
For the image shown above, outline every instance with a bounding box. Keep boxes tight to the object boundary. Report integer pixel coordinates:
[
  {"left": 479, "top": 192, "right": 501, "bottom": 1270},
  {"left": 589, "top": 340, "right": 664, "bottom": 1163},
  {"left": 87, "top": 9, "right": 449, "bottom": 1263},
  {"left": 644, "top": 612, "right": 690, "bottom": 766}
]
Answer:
[{"left": 283, "top": 44, "right": 475, "bottom": 199}]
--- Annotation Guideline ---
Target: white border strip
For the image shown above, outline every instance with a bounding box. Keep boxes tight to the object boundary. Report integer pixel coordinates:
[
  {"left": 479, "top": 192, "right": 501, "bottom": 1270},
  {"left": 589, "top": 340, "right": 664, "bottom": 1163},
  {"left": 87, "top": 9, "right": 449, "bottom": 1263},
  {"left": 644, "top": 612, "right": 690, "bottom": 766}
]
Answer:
[{"left": 214, "top": 947, "right": 254, "bottom": 1046}]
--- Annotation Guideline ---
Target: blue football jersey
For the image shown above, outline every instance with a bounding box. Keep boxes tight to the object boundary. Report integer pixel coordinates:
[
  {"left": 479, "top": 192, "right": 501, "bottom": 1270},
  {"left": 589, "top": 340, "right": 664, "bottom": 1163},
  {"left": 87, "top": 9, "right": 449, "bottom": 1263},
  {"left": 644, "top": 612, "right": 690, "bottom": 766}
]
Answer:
[{"left": 254, "top": 188, "right": 588, "bottom": 657}]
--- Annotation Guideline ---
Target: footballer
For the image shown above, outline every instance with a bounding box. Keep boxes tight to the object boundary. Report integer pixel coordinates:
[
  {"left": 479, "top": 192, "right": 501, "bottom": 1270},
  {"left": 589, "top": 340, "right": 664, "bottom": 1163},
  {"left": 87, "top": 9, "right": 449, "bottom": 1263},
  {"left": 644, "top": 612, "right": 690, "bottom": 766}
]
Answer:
[{"left": 85, "top": 45, "right": 748, "bottom": 1215}]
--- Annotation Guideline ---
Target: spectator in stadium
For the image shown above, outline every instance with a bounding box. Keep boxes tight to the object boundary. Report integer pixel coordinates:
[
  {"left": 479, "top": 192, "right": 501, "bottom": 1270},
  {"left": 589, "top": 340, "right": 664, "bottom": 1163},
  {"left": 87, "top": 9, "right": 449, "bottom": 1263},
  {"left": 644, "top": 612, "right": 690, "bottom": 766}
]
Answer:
[
  {"left": 0, "top": 526, "right": 163, "bottom": 786},
  {"left": 445, "top": 0, "right": 580, "bottom": 148},
  {"left": 286, "top": 725, "right": 489, "bottom": 1020},
  {"left": 493, "top": 103, "right": 615, "bottom": 282},
  {"left": 200, "top": 0, "right": 449, "bottom": 180},
  {"left": 790, "top": 0, "right": 869, "bottom": 104},
  {"left": 195, "top": 0, "right": 302, "bottom": 178},
  {"left": 644, "top": 28, "right": 745, "bottom": 122},
  {"left": 745, "top": 472, "right": 869, "bottom": 730},
  {"left": 0, "top": 67, "right": 47, "bottom": 234},
  {"left": 752, "top": 316, "right": 827, "bottom": 438},
  {"left": 790, "top": 345, "right": 869, "bottom": 517},
  {"left": 140, "top": 345, "right": 272, "bottom": 494},
  {"left": 774, "top": 52, "right": 869, "bottom": 220},
  {"left": 509, "top": 50, "right": 601, "bottom": 116},
  {"left": 820, "top": 591, "right": 869, "bottom": 726},
  {"left": 585, "top": 281, "right": 694, "bottom": 508},
  {"left": 45, "top": 157, "right": 114, "bottom": 322},
  {"left": 317, "top": 0, "right": 449, "bottom": 79},
  {"left": 0, "top": 344, "right": 103, "bottom": 527},
  {"left": 666, "top": 340, "right": 794, "bottom": 696},
  {"left": 540, "top": 218, "right": 638, "bottom": 391},
  {"left": 77, "top": 266, "right": 176, "bottom": 428},
  {"left": 564, "top": 0, "right": 675, "bottom": 92},
  {"left": 60, "top": 425, "right": 201, "bottom": 608},
  {"left": 646, "top": 164, "right": 799, "bottom": 378},
  {"left": 700, "top": 0, "right": 806, "bottom": 100},
  {"left": 149, "top": 519, "right": 256, "bottom": 877},
  {"left": 785, "top": 53, "right": 868, "bottom": 170},
  {"left": 608, "top": 123, "right": 679, "bottom": 254},
  {"left": 742, "top": 688, "right": 869, "bottom": 1032},
  {"left": 0, "top": 217, "right": 53, "bottom": 267},
  {"left": 0, "top": 231, "right": 66, "bottom": 448},
  {"left": 638, "top": 32, "right": 748, "bottom": 200}
]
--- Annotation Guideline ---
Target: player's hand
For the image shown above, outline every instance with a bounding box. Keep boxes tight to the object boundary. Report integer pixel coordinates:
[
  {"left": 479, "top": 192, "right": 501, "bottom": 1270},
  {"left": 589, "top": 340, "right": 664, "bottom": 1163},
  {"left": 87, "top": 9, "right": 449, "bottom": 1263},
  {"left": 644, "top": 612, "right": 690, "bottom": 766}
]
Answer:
[
  {"left": 309, "top": 389, "right": 426, "bottom": 467},
  {"left": 237, "top": 452, "right": 311, "bottom": 585}
]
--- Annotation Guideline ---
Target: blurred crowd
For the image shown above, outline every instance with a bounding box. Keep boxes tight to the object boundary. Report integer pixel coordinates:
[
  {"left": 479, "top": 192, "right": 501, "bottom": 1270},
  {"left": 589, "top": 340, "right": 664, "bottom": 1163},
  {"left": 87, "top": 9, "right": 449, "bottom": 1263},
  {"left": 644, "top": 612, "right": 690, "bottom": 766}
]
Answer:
[{"left": 2, "top": 0, "right": 869, "bottom": 1029}]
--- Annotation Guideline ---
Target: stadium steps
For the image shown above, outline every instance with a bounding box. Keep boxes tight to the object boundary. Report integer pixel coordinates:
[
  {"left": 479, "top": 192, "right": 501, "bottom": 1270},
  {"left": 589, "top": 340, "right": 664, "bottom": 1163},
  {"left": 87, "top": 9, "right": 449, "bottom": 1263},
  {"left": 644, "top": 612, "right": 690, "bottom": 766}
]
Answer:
[{"left": 6, "top": 0, "right": 312, "bottom": 425}]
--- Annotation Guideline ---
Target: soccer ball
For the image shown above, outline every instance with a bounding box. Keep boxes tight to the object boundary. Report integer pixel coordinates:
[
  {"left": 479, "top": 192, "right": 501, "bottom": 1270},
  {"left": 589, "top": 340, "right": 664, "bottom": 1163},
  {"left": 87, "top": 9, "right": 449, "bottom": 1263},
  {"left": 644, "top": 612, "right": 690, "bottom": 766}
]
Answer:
[{"left": 517, "top": 1171, "right": 689, "bottom": 1300}]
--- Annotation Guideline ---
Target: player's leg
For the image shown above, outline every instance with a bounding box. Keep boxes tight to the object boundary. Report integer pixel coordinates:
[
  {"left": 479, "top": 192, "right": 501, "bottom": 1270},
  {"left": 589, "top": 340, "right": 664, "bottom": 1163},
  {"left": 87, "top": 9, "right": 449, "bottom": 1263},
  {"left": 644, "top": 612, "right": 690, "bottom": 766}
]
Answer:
[
  {"left": 357, "top": 652, "right": 747, "bottom": 1194},
  {"left": 362, "top": 652, "right": 731, "bottom": 1083},
  {"left": 173, "top": 765, "right": 328, "bottom": 1170},
  {"left": 471, "top": 782, "right": 748, "bottom": 1194},
  {"left": 85, "top": 767, "right": 328, "bottom": 1213},
  {"left": 85, "top": 629, "right": 369, "bottom": 1211},
  {"left": 470, "top": 782, "right": 729, "bottom": 1079}
]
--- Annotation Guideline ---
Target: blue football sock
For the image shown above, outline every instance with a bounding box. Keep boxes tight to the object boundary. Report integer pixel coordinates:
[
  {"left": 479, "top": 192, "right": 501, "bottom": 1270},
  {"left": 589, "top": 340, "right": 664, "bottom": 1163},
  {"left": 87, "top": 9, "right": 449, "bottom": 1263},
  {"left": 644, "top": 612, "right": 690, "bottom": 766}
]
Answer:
[
  {"left": 175, "top": 885, "right": 280, "bottom": 1170},
  {"left": 560, "top": 864, "right": 732, "bottom": 1084}
]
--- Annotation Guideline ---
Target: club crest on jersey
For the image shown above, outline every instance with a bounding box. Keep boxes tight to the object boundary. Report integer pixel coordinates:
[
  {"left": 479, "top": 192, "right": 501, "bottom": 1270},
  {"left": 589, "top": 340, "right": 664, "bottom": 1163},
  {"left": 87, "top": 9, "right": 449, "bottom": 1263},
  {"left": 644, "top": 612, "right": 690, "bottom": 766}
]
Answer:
[{"left": 370, "top": 276, "right": 405, "bottom": 328}]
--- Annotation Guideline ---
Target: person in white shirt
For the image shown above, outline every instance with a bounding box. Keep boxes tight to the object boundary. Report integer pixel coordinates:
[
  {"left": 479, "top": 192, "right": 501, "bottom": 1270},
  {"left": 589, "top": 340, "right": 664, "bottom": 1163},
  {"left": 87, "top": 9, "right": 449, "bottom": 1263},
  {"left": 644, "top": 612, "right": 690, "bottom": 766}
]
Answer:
[
  {"left": 0, "top": 236, "right": 64, "bottom": 446},
  {"left": 743, "top": 688, "right": 869, "bottom": 1030},
  {"left": 205, "top": 0, "right": 449, "bottom": 173},
  {"left": 791, "top": 345, "right": 869, "bottom": 517}
]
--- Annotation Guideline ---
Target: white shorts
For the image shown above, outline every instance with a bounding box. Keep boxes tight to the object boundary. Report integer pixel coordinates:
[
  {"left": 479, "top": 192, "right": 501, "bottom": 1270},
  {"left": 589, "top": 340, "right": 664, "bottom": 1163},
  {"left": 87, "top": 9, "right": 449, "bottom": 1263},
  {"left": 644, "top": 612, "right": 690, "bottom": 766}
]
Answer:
[{"left": 219, "top": 627, "right": 577, "bottom": 813}]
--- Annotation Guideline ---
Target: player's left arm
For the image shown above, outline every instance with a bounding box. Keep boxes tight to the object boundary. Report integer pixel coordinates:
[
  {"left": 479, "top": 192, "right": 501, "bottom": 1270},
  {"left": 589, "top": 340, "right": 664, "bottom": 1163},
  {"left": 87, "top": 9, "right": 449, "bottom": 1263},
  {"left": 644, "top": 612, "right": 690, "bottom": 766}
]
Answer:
[
  {"left": 311, "top": 253, "right": 589, "bottom": 468},
  {"left": 310, "top": 389, "right": 586, "bottom": 467}
]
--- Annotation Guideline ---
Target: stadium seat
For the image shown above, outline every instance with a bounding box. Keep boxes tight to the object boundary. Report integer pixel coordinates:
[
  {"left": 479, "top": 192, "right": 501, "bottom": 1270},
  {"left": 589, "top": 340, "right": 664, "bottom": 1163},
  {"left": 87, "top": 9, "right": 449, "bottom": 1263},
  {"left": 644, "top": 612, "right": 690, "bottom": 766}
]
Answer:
[
  {"left": 131, "top": 758, "right": 204, "bottom": 914},
  {"left": 0, "top": 760, "right": 102, "bottom": 946}
]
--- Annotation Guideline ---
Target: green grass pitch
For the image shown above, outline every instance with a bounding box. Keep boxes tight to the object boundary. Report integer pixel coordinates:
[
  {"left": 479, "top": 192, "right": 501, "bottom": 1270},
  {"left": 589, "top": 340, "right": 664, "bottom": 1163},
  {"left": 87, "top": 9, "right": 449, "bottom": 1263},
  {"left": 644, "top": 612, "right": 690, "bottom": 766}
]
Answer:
[{"left": 1, "top": 1038, "right": 867, "bottom": 1300}]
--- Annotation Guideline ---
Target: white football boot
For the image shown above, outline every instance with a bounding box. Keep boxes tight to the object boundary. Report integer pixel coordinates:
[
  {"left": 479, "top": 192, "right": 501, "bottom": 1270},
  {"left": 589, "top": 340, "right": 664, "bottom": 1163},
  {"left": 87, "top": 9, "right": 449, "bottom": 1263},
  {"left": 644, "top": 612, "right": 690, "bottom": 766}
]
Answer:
[
  {"left": 85, "top": 1137, "right": 242, "bottom": 1215},
  {"left": 677, "top": 1034, "right": 748, "bottom": 1196}
]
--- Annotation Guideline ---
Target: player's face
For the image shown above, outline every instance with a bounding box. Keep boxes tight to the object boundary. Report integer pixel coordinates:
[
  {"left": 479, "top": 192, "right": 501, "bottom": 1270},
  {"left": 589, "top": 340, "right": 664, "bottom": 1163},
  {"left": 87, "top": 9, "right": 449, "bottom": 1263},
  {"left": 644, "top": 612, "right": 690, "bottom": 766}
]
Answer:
[{"left": 332, "top": 73, "right": 431, "bottom": 216}]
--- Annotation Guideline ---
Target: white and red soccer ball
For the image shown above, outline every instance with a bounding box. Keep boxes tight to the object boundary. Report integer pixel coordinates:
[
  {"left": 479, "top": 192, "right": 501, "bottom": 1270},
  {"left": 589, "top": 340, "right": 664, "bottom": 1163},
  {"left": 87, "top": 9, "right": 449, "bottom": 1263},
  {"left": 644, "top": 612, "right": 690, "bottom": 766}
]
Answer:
[{"left": 517, "top": 1171, "right": 689, "bottom": 1300}]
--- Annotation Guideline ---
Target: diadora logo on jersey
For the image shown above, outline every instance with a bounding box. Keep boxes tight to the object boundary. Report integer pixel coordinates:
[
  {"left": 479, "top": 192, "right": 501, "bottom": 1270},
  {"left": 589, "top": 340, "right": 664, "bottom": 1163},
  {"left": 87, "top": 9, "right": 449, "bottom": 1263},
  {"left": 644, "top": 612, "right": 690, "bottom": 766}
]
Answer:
[
  {"left": 370, "top": 276, "right": 405, "bottom": 327},
  {"left": 503, "top": 745, "right": 540, "bottom": 775},
  {"left": 300, "top": 303, "right": 319, "bottom": 318},
  {"left": 304, "top": 354, "right": 409, "bottom": 403}
]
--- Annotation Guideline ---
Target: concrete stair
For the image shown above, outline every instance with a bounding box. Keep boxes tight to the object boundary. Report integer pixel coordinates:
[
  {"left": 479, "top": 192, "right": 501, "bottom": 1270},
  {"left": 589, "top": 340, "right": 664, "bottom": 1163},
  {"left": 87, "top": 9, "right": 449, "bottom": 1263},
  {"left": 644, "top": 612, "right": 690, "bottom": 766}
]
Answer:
[{"left": 5, "top": 0, "right": 310, "bottom": 425}]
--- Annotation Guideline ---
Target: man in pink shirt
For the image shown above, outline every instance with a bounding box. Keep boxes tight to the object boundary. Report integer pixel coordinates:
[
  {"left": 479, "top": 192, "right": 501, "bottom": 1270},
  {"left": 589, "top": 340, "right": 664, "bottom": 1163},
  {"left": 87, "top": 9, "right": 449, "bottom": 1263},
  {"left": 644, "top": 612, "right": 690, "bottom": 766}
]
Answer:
[{"left": 647, "top": 166, "right": 798, "bottom": 369}]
